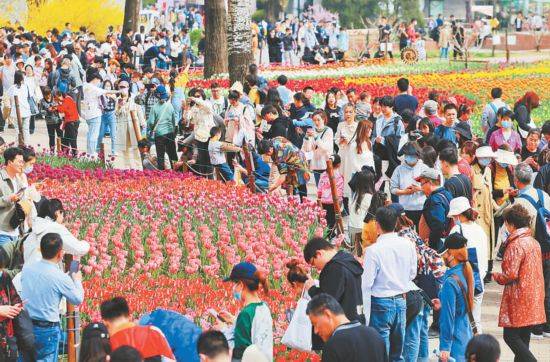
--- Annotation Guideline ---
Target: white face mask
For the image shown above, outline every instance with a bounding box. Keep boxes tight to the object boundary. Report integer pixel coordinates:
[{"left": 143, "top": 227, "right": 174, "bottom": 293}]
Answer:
[{"left": 23, "top": 165, "right": 33, "bottom": 174}]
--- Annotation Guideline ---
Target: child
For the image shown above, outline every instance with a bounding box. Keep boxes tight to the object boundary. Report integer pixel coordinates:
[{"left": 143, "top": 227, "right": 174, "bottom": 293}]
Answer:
[
  {"left": 415, "top": 35, "right": 426, "bottom": 61},
  {"left": 39, "top": 87, "right": 62, "bottom": 153},
  {"left": 316, "top": 154, "right": 344, "bottom": 236},
  {"left": 208, "top": 126, "right": 242, "bottom": 182},
  {"left": 138, "top": 139, "right": 159, "bottom": 170},
  {"left": 220, "top": 262, "right": 273, "bottom": 361},
  {"left": 54, "top": 91, "right": 80, "bottom": 157},
  {"left": 355, "top": 92, "right": 372, "bottom": 121}
]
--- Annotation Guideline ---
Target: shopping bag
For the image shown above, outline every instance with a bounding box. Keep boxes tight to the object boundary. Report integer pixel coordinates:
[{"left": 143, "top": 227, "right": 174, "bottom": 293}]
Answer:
[{"left": 281, "top": 289, "right": 312, "bottom": 351}]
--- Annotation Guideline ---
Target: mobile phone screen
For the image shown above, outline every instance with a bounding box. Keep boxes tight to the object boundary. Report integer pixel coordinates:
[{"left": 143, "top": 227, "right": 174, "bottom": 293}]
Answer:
[{"left": 69, "top": 260, "right": 80, "bottom": 273}]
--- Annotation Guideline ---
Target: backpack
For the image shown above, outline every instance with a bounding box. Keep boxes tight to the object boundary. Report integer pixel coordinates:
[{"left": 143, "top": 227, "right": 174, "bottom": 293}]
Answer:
[
  {"left": 519, "top": 188, "right": 550, "bottom": 253},
  {"left": 56, "top": 70, "right": 70, "bottom": 94}
]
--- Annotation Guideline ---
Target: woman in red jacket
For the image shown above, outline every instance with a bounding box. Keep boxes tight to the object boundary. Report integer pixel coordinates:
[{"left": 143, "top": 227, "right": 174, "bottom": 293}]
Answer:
[
  {"left": 55, "top": 91, "right": 80, "bottom": 157},
  {"left": 492, "top": 204, "right": 546, "bottom": 362}
]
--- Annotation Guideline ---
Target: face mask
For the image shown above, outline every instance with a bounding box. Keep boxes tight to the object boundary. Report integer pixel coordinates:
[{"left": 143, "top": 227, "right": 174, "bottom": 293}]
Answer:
[
  {"left": 498, "top": 162, "right": 509, "bottom": 169},
  {"left": 501, "top": 120, "right": 512, "bottom": 129},
  {"left": 404, "top": 155, "right": 418, "bottom": 166},
  {"left": 454, "top": 218, "right": 461, "bottom": 226},
  {"left": 478, "top": 158, "right": 491, "bottom": 167},
  {"left": 233, "top": 290, "right": 242, "bottom": 301},
  {"left": 23, "top": 165, "right": 33, "bottom": 174}
]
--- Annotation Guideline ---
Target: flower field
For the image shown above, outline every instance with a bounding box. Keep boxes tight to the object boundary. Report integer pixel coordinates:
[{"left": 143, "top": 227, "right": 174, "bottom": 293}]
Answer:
[
  {"left": 185, "top": 60, "right": 550, "bottom": 136},
  {"left": 30, "top": 163, "right": 323, "bottom": 361}
]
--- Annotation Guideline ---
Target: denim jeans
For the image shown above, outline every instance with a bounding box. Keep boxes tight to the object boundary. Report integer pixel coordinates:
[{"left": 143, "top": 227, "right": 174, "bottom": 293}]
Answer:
[
  {"left": 0, "top": 234, "right": 17, "bottom": 246},
  {"left": 369, "top": 296, "right": 407, "bottom": 362},
  {"left": 418, "top": 303, "right": 431, "bottom": 362},
  {"left": 98, "top": 111, "right": 117, "bottom": 154},
  {"left": 86, "top": 116, "right": 102, "bottom": 157},
  {"left": 404, "top": 301, "right": 424, "bottom": 362},
  {"left": 440, "top": 47, "right": 449, "bottom": 59},
  {"left": 33, "top": 324, "right": 61, "bottom": 362},
  {"left": 215, "top": 163, "right": 234, "bottom": 182}
]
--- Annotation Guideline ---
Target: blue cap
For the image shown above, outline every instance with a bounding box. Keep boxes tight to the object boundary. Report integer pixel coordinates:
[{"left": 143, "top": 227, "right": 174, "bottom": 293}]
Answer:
[
  {"left": 223, "top": 262, "right": 258, "bottom": 282},
  {"left": 388, "top": 203, "right": 405, "bottom": 216},
  {"left": 155, "top": 85, "right": 169, "bottom": 100}
]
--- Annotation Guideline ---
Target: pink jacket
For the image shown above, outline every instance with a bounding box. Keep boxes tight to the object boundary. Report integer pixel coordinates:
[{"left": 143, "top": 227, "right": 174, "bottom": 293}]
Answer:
[
  {"left": 317, "top": 170, "right": 344, "bottom": 204},
  {"left": 489, "top": 129, "right": 522, "bottom": 153}
]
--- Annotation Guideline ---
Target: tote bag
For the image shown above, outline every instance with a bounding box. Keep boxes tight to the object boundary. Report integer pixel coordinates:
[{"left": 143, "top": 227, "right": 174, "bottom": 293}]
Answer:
[{"left": 281, "top": 288, "right": 312, "bottom": 351}]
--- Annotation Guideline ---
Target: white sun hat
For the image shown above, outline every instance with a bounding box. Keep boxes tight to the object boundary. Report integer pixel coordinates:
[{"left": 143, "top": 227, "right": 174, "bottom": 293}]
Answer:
[
  {"left": 448, "top": 196, "right": 471, "bottom": 217},
  {"left": 495, "top": 149, "right": 518, "bottom": 166},
  {"left": 475, "top": 146, "right": 496, "bottom": 158}
]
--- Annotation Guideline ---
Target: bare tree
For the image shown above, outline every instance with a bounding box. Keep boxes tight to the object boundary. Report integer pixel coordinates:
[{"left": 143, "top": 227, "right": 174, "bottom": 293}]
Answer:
[
  {"left": 204, "top": 0, "right": 228, "bottom": 78},
  {"left": 227, "top": 0, "right": 252, "bottom": 85},
  {"left": 465, "top": 0, "right": 473, "bottom": 23},
  {"left": 123, "top": 0, "right": 141, "bottom": 33}
]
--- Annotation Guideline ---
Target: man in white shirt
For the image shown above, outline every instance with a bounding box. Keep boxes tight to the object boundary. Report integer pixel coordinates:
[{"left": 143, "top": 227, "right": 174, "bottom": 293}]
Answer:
[
  {"left": 481, "top": 87, "right": 508, "bottom": 137},
  {"left": 81, "top": 71, "right": 120, "bottom": 157},
  {"left": 362, "top": 205, "right": 417, "bottom": 361}
]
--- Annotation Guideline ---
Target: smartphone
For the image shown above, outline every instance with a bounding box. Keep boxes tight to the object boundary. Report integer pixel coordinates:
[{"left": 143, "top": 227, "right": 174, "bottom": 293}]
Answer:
[
  {"left": 16, "top": 187, "right": 27, "bottom": 196},
  {"left": 69, "top": 260, "right": 80, "bottom": 273},
  {"left": 207, "top": 308, "right": 225, "bottom": 322}
]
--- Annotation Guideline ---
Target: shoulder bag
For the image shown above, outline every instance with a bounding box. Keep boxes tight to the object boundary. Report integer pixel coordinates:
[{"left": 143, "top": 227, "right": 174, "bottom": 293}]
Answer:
[{"left": 451, "top": 273, "right": 478, "bottom": 335}]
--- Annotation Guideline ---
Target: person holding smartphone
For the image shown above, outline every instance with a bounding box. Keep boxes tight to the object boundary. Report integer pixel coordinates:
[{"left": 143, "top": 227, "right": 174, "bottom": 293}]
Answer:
[{"left": 0, "top": 147, "right": 26, "bottom": 246}]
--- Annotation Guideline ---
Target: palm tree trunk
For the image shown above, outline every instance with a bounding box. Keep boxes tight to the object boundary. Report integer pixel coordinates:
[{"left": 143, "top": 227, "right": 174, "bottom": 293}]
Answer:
[
  {"left": 227, "top": 0, "right": 252, "bottom": 85},
  {"left": 204, "top": 0, "right": 228, "bottom": 78},
  {"left": 123, "top": 0, "right": 141, "bottom": 33}
]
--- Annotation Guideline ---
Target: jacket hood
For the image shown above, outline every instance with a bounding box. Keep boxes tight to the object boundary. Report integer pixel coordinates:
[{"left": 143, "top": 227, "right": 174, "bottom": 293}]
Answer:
[{"left": 327, "top": 250, "right": 363, "bottom": 277}]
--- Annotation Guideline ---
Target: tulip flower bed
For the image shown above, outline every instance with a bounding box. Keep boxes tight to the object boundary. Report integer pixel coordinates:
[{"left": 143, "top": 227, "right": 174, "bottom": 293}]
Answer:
[{"left": 30, "top": 163, "right": 323, "bottom": 361}]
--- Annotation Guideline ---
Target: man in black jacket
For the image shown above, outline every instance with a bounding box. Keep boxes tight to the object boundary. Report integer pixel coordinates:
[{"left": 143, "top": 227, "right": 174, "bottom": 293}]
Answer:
[
  {"left": 304, "top": 237, "right": 365, "bottom": 325},
  {"left": 307, "top": 293, "right": 387, "bottom": 362},
  {"left": 260, "top": 105, "right": 288, "bottom": 140}
]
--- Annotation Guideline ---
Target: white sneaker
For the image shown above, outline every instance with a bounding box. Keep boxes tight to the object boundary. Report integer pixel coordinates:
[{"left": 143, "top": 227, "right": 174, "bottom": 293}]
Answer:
[
  {"left": 543, "top": 331, "right": 550, "bottom": 338},
  {"left": 531, "top": 333, "right": 544, "bottom": 340}
]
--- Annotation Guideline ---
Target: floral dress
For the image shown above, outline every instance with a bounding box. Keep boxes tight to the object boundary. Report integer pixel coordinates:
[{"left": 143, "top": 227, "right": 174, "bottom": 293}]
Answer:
[{"left": 271, "top": 137, "right": 310, "bottom": 189}]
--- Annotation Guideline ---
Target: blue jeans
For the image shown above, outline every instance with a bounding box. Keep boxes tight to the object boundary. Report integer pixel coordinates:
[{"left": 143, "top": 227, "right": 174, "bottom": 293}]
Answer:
[
  {"left": 86, "top": 116, "right": 102, "bottom": 157},
  {"left": 314, "top": 171, "right": 322, "bottom": 186},
  {"left": 418, "top": 303, "right": 431, "bottom": 362},
  {"left": 404, "top": 301, "right": 424, "bottom": 362},
  {"left": 440, "top": 47, "right": 449, "bottom": 59},
  {"left": 370, "top": 296, "right": 407, "bottom": 362},
  {"left": 214, "top": 163, "right": 234, "bottom": 182},
  {"left": 33, "top": 324, "right": 61, "bottom": 362},
  {"left": 97, "top": 111, "right": 117, "bottom": 154},
  {"left": 0, "top": 234, "right": 17, "bottom": 246}
]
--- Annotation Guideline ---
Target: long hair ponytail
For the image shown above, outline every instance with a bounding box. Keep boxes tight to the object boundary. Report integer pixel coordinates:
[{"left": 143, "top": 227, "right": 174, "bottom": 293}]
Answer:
[{"left": 454, "top": 248, "right": 474, "bottom": 312}]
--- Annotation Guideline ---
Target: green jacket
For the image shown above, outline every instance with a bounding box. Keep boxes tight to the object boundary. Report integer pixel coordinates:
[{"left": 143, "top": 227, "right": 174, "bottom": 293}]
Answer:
[
  {"left": 0, "top": 235, "right": 25, "bottom": 280},
  {"left": 147, "top": 101, "right": 177, "bottom": 137}
]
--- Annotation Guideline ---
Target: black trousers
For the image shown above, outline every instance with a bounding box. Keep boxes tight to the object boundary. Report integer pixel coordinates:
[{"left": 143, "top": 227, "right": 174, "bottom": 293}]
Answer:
[
  {"left": 46, "top": 122, "right": 63, "bottom": 151},
  {"left": 29, "top": 115, "right": 36, "bottom": 134},
  {"left": 322, "top": 203, "right": 336, "bottom": 236},
  {"left": 503, "top": 326, "right": 537, "bottom": 362},
  {"left": 62, "top": 121, "right": 79, "bottom": 157},
  {"left": 155, "top": 132, "right": 178, "bottom": 170},
  {"left": 196, "top": 140, "right": 212, "bottom": 178}
]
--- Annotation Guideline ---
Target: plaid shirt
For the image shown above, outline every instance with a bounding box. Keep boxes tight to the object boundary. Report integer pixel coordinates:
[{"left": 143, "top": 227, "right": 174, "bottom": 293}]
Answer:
[
  {"left": 399, "top": 228, "right": 445, "bottom": 279},
  {"left": 135, "top": 91, "right": 159, "bottom": 120}
]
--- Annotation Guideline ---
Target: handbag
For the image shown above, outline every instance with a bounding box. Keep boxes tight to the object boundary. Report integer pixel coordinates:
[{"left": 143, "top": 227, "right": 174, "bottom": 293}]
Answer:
[
  {"left": 26, "top": 85, "right": 38, "bottom": 116},
  {"left": 451, "top": 274, "right": 479, "bottom": 335},
  {"left": 281, "top": 287, "right": 313, "bottom": 351}
]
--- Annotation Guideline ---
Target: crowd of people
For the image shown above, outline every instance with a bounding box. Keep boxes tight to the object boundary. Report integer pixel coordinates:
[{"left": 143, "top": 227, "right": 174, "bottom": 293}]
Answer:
[{"left": 0, "top": 8, "right": 548, "bottom": 362}]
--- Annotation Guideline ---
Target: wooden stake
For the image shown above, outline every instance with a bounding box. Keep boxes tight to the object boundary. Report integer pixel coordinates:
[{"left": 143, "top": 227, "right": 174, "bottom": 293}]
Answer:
[
  {"left": 63, "top": 254, "right": 77, "bottom": 362},
  {"left": 13, "top": 95, "right": 24, "bottom": 146},
  {"left": 242, "top": 143, "right": 255, "bottom": 193},
  {"left": 326, "top": 159, "right": 344, "bottom": 235},
  {"left": 505, "top": 28, "right": 510, "bottom": 63},
  {"left": 56, "top": 137, "right": 62, "bottom": 154},
  {"left": 130, "top": 110, "right": 143, "bottom": 142}
]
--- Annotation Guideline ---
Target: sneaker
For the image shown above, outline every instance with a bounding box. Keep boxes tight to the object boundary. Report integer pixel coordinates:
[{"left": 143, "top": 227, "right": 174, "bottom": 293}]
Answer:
[
  {"left": 428, "top": 327, "right": 439, "bottom": 339},
  {"left": 483, "top": 273, "right": 492, "bottom": 284},
  {"left": 543, "top": 331, "right": 550, "bottom": 338},
  {"left": 531, "top": 333, "right": 544, "bottom": 340}
]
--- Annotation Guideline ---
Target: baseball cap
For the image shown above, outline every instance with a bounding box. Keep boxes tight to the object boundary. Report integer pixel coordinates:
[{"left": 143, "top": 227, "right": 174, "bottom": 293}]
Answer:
[
  {"left": 423, "top": 100, "right": 438, "bottom": 114},
  {"left": 388, "top": 203, "right": 405, "bottom": 216},
  {"left": 223, "top": 262, "right": 258, "bottom": 282},
  {"left": 414, "top": 168, "right": 439, "bottom": 182},
  {"left": 475, "top": 146, "right": 496, "bottom": 159},
  {"left": 440, "top": 232, "right": 467, "bottom": 254}
]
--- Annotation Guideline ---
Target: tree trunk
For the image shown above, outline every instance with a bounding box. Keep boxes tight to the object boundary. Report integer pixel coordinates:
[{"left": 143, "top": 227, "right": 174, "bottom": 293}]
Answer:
[
  {"left": 266, "top": 0, "right": 282, "bottom": 23},
  {"left": 204, "top": 0, "right": 228, "bottom": 78},
  {"left": 227, "top": 0, "right": 252, "bottom": 85},
  {"left": 465, "top": 0, "right": 472, "bottom": 24},
  {"left": 123, "top": 0, "right": 141, "bottom": 34}
]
